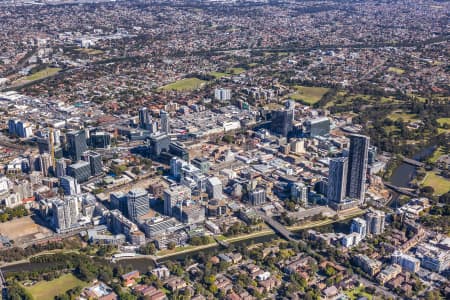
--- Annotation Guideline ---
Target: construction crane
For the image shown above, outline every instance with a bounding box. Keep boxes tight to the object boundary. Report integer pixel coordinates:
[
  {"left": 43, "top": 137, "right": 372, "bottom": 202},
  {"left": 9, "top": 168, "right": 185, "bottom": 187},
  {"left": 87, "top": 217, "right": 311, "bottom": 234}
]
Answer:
[{"left": 49, "top": 127, "right": 56, "bottom": 170}]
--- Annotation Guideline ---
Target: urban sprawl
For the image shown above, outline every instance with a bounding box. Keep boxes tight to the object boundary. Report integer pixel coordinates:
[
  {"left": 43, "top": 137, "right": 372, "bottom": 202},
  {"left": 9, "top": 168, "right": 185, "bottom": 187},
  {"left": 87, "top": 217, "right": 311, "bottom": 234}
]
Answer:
[{"left": 0, "top": 0, "right": 448, "bottom": 300}]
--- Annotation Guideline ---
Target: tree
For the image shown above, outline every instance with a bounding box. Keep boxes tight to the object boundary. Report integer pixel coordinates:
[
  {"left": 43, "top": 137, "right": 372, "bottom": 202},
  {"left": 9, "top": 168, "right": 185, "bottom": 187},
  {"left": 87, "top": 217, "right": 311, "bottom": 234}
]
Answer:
[
  {"left": 420, "top": 186, "right": 434, "bottom": 197},
  {"left": 167, "top": 242, "right": 176, "bottom": 250}
]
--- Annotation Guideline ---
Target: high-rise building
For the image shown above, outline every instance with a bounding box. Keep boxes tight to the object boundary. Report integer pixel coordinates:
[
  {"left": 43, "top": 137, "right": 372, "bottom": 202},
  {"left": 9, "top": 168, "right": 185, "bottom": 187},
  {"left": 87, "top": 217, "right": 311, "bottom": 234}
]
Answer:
[
  {"left": 214, "top": 88, "right": 232, "bottom": 101},
  {"left": 8, "top": 119, "right": 18, "bottom": 136},
  {"left": 170, "top": 157, "right": 188, "bottom": 180},
  {"left": 346, "top": 134, "right": 369, "bottom": 203},
  {"left": 52, "top": 196, "right": 79, "bottom": 232},
  {"left": 327, "top": 157, "right": 348, "bottom": 203},
  {"left": 271, "top": 109, "right": 294, "bottom": 137},
  {"left": 163, "top": 185, "right": 191, "bottom": 216},
  {"left": 60, "top": 176, "right": 81, "bottom": 195},
  {"left": 191, "top": 157, "right": 210, "bottom": 174},
  {"left": 127, "top": 188, "right": 150, "bottom": 222},
  {"left": 160, "top": 110, "right": 169, "bottom": 134},
  {"left": 66, "top": 130, "right": 88, "bottom": 161},
  {"left": 350, "top": 217, "right": 367, "bottom": 238},
  {"left": 249, "top": 188, "right": 266, "bottom": 206},
  {"left": 55, "top": 158, "right": 66, "bottom": 178},
  {"left": 206, "top": 177, "right": 222, "bottom": 200},
  {"left": 67, "top": 160, "right": 91, "bottom": 183},
  {"left": 290, "top": 139, "right": 305, "bottom": 154},
  {"left": 90, "top": 131, "right": 111, "bottom": 149},
  {"left": 365, "top": 209, "right": 385, "bottom": 235},
  {"left": 391, "top": 251, "right": 420, "bottom": 273},
  {"left": 291, "top": 182, "right": 308, "bottom": 206},
  {"left": 149, "top": 134, "right": 170, "bottom": 156},
  {"left": 304, "top": 117, "right": 330, "bottom": 137},
  {"left": 110, "top": 192, "right": 128, "bottom": 217},
  {"left": 39, "top": 153, "right": 53, "bottom": 177},
  {"left": 138, "top": 107, "right": 151, "bottom": 129},
  {"left": 169, "top": 142, "right": 189, "bottom": 161},
  {"left": 85, "top": 151, "right": 102, "bottom": 176}
]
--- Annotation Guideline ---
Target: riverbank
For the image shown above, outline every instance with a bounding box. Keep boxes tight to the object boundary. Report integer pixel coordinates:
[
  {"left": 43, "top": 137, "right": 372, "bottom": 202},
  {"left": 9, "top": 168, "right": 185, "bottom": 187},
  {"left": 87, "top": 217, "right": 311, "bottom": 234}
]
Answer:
[{"left": 1, "top": 208, "right": 366, "bottom": 273}]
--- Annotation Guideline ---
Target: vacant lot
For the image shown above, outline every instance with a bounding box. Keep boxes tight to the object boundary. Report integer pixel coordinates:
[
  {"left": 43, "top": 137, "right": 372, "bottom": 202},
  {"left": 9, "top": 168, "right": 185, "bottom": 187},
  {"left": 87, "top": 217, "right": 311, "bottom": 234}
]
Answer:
[
  {"left": 24, "top": 274, "right": 86, "bottom": 300},
  {"left": 159, "top": 78, "right": 206, "bottom": 91},
  {"left": 0, "top": 216, "right": 52, "bottom": 242},
  {"left": 290, "top": 85, "right": 329, "bottom": 105},
  {"left": 422, "top": 171, "right": 450, "bottom": 196}
]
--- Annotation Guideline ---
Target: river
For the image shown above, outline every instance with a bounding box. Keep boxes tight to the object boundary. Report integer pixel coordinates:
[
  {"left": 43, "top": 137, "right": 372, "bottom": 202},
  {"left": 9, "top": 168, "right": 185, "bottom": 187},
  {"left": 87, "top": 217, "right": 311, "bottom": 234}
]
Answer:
[
  {"left": 388, "top": 145, "right": 436, "bottom": 205},
  {"left": 390, "top": 145, "right": 435, "bottom": 188}
]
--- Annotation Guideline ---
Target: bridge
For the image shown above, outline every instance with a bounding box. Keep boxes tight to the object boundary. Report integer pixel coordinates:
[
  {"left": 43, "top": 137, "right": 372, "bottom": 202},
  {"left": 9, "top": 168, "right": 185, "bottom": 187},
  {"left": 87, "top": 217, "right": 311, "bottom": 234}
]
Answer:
[
  {"left": 402, "top": 158, "right": 424, "bottom": 168},
  {"left": 256, "top": 211, "right": 301, "bottom": 243},
  {"left": 384, "top": 182, "right": 418, "bottom": 197},
  {"left": 214, "top": 237, "right": 230, "bottom": 248}
]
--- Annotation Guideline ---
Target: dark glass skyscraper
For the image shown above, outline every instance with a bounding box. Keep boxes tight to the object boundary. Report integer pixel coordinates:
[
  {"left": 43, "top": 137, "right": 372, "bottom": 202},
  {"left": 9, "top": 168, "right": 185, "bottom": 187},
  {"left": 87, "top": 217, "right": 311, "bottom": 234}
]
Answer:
[
  {"left": 346, "top": 134, "right": 370, "bottom": 203},
  {"left": 139, "top": 107, "right": 150, "bottom": 129},
  {"left": 327, "top": 157, "right": 348, "bottom": 203},
  {"left": 271, "top": 109, "right": 294, "bottom": 137},
  {"left": 66, "top": 130, "right": 88, "bottom": 161}
]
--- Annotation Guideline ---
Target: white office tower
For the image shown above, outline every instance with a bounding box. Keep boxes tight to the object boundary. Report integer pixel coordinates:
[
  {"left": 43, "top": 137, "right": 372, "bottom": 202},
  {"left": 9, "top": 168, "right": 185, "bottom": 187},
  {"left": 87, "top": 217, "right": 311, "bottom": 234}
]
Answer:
[
  {"left": 291, "top": 182, "right": 308, "bottom": 206},
  {"left": 127, "top": 188, "right": 150, "bottom": 222},
  {"left": 52, "top": 196, "right": 79, "bottom": 232},
  {"left": 214, "top": 88, "right": 232, "bottom": 101},
  {"left": 350, "top": 217, "right": 367, "bottom": 238},
  {"left": 163, "top": 185, "right": 191, "bottom": 216},
  {"left": 39, "top": 153, "right": 53, "bottom": 177},
  {"left": 160, "top": 110, "right": 169, "bottom": 134},
  {"left": 0, "top": 176, "right": 10, "bottom": 196},
  {"left": 170, "top": 157, "right": 188, "bottom": 180},
  {"left": 365, "top": 209, "right": 385, "bottom": 235},
  {"left": 206, "top": 177, "right": 223, "bottom": 200}
]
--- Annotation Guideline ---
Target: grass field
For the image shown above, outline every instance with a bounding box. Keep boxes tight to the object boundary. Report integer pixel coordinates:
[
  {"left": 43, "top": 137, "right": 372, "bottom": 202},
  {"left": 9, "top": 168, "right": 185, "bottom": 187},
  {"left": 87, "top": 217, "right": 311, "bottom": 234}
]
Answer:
[
  {"left": 437, "top": 118, "right": 450, "bottom": 127},
  {"left": 438, "top": 128, "right": 450, "bottom": 134},
  {"left": 429, "top": 147, "right": 446, "bottom": 163},
  {"left": 227, "top": 67, "right": 246, "bottom": 75},
  {"left": 344, "top": 286, "right": 373, "bottom": 300},
  {"left": 422, "top": 171, "right": 450, "bottom": 196},
  {"left": 387, "top": 111, "right": 418, "bottom": 122},
  {"left": 14, "top": 67, "right": 61, "bottom": 84},
  {"left": 24, "top": 274, "right": 86, "bottom": 300},
  {"left": 388, "top": 67, "right": 405, "bottom": 75},
  {"left": 289, "top": 85, "right": 330, "bottom": 105},
  {"left": 209, "top": 71, "right": 229, "bottom": 79},
  {"left": 159, "top": 78, "right": 206, "bottom": 91}
]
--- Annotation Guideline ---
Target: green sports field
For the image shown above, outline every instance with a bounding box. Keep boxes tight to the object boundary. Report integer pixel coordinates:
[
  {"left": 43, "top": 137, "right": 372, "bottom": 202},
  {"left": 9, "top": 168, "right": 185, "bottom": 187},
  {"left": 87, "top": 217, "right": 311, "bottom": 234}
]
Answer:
[{"left": 23, "top": 274, "right": 86, "bottom": 300}]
